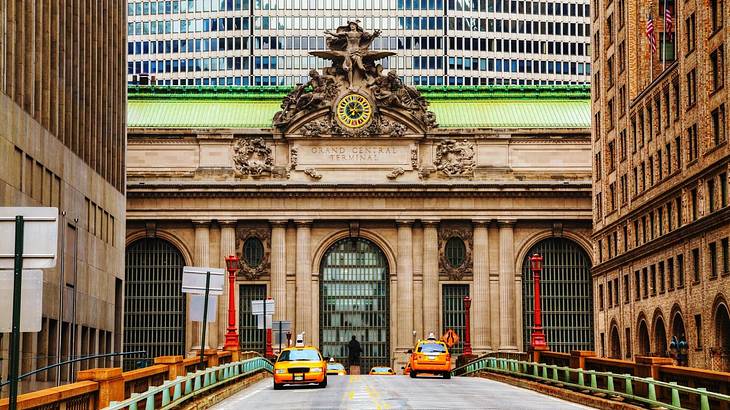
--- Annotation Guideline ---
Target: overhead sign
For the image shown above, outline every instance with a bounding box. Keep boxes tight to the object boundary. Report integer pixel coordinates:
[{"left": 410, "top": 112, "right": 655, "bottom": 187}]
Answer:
[
  {"left": 189, "top": 295, "right": 218, "bottom": 322},
  {"left": 441, "top": 329, "right": 460, "bottom": 348},
  {"left": 0, "top": 207, "right": 58, "bottom": 269},
  {"left": 181, "top": 266, "right": 224, "bottom": 295},
  {"left": 251, "top": 299, "right": 275, "bottom": 316},
  {"left": 0, "top": 270, "right": 43, "bottom": 332}
]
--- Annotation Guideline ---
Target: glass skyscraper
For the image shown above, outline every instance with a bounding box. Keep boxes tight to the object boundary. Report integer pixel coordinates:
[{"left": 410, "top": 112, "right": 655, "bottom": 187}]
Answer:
[{"left": 127, "top": 0, "right": 591, "bottom": 86}]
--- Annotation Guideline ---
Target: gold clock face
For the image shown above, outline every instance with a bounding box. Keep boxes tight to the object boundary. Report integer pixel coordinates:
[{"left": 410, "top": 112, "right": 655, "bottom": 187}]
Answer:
[{"left": 336, "top": 94, "right": 373, "bottom": 128}]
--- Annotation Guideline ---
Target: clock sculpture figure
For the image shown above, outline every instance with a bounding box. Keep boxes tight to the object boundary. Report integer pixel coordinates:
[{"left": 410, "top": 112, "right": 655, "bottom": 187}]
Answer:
[{"left": 272, "top": 20, "right": 437, "bottom": 136}]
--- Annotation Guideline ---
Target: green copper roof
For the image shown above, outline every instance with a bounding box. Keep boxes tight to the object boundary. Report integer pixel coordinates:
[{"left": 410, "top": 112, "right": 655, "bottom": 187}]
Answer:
[{"left": 127, "top": 85, "right": 590, "bottom": 129}]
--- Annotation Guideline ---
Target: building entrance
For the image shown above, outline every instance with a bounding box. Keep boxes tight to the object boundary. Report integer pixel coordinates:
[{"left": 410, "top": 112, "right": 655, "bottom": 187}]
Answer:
[{"left": 319, "top": 238, "right": 390, "bottom": 371}]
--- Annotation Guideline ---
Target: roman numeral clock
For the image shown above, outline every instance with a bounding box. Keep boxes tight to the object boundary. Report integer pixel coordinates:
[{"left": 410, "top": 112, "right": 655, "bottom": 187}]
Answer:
[{"left": 336, "top": 93, "right": 373, "bottom": 129}]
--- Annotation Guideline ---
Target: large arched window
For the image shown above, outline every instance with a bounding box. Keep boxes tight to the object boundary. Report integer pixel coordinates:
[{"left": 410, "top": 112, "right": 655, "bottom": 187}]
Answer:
[
  {"left": 124, "top": 238, "right": 186, "bottom": 369},
  {"left": 320, "top": 238, "right": 389, "bottom": 371},
  {"left": 522, "top": 237, "right": 594, "bottom": 352}
]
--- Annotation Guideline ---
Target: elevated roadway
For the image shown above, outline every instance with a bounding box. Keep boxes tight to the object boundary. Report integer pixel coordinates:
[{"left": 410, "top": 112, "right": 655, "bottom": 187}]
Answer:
[{"left": 212, "top": 374, "right": 592, "bottom": 409}]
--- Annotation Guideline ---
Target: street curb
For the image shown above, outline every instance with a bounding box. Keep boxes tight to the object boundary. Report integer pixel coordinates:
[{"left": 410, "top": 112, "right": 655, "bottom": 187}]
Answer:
[{"left": 475, "top": 371, "right": 643, "bottom": 410}]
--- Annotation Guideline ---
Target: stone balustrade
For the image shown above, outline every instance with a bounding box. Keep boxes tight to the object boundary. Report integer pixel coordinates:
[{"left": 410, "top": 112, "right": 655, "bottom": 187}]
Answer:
[{"left": 0, "top": 350, "right": 262, "bottom": 410}]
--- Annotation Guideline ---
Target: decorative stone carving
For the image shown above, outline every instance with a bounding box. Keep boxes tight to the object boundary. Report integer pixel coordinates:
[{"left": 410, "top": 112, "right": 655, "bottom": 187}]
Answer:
[
  {"left": 235, "top": 227, "right": 271, "bottom": 280},
  {"left": 386, "top": 167, "right": 405, "bottom": 180},
  {"left": 303, "top": 168, "right": 323, "bottom": 180},
  {"left": 272, "top": 21, "right": 437, "bottom": 134},
  {"left": 289, "top": 147, "right": 298, "bottom": 170},
  {"left": 411, "top": 146, "right": 419, "bottom": 169},
  {"left": 438, "top": 225, "right": 473, "bottom": 280},
  {"left": 434, "top": 139, "right": 476, "bottom": 177},
  {"left": 232, "top": 137, "right": 273, "bottom": 176}
]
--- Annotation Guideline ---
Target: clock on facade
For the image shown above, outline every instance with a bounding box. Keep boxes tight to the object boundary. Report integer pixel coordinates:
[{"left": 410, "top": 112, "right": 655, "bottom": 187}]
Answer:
[{"left": 336, "top": 94, "right": 373, "bottom": 128}]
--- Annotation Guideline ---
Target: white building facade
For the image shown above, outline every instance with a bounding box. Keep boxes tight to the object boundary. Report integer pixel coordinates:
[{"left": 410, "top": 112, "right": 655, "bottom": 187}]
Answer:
[{"left": 126, "top": 0, "right": 591, "bottom": 86}]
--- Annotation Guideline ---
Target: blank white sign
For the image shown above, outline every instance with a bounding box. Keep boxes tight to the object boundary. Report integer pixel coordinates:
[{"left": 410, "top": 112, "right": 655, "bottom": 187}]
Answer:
[
  {"left": 0, "top": 207, "right": 58, "bottom": 269},
  {"left": 0, "top": 270, "right": 43, "bottom": 332}
]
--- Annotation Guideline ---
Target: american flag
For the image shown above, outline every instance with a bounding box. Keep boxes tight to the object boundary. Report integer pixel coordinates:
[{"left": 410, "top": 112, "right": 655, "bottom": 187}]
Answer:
[
  {"left": 646, "top": 15, "right": 657, "bottom": 54},
  {"left": 664, "top": 5, "right": 674, "bottom": 41}
]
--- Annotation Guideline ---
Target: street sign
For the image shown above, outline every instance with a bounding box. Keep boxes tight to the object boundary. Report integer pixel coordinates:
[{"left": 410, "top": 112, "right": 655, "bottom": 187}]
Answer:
[
  {"left": 441, "top": 329, "right": 460, "bottom": 348},
  {"left": 257, "top": 315, "right": 273, "bottom": 329},
  {"left": 0, "top": 270, "right": 43, "bottom": 332},
  {"left": 182, "top": 266, "right": 224, "bottom": 295},
  {"left": 251, "top": 299, "right": 275, "bottom": 315},
  {"left": 0, "top": 207, "right": 58, "bottom": 269},
  {"left": 189, "top": 295, "right": 218, "bottom": 322}
]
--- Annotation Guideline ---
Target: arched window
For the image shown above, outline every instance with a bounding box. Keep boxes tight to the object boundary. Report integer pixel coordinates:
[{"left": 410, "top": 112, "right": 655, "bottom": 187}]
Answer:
[
  {"left": 320, "top": 238, "right": 389, "bottom": 371},
  {"left": 610, "top": 325, "right": 621, "bottom": 359},
  {"left": 638, "top": 320, "right": 651, "bottom": 356},
  {"left": 522, "top": 237, "right": 594, "bottom": 352},
  {"left": 124, "top": 238, "right": 186, "bottom": 369},
  {"left": 654, "top": 316, "right": 668, "bottom": 356}
]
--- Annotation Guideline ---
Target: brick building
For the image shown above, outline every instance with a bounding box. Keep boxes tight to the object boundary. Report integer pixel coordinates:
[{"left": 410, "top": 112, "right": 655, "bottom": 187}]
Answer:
[
  {"left": 591, "top": 0, "right": 730, "bottom": 370},
  {"left": 0, "top": 1, "right": 127, "bottom": 393}
]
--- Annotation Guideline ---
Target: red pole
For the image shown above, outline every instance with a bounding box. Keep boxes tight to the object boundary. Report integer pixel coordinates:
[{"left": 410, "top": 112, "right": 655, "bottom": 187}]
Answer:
[
  {"left": 224, "top": 256, "right": 239, "bottom": 350},
  {"left": 463, "top": 296, "right": 473, "bottom": 356},
  {"left": 530, "top": 254, "right": 548, "bottom": 351},
  {"left": 265, "top": 297, "right": 274, "bottom": 357}
]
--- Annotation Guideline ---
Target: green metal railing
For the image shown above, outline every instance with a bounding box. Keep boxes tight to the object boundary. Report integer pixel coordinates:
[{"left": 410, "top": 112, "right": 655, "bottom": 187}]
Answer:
[
  {"left": 452, "top": 357, "right": 730, "bottom": 410},
  {"left": 104, "top": 356, "right": 272, "bottom": 410}
]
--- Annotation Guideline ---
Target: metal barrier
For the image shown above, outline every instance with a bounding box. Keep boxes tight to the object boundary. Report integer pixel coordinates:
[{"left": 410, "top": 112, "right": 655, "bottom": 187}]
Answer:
[
  {"left": 452, "top": 357, "right": 730, "bottom": 410},
  {"left": 105, "top": 356, "right": 273, "bottom": 410}
]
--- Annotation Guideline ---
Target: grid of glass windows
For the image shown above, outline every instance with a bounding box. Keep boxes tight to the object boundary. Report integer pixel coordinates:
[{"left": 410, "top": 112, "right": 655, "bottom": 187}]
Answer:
[
  {"left": 127, "top": 0, "right": 591, "bottom": 86},
  {"left": 521, "top": 238, "right": 594, "bottom": 352}
]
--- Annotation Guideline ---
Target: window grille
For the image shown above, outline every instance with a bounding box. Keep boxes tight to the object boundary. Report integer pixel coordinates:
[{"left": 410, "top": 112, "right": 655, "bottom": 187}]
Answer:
[
  {"left": 243, "top": 237, "right": 264, "bottom": 268},
  {"left": 239, "top": 284, "right": 267, "bottom": 353},
  {"left": 319, "top": 238, "right": 389, "bottom": 371},
  {"left": 124, "top": 238, "right": 186, "bottom": 370},
  {"left": 445, "top": 237, "right": 466, "bottom": 268},
  {"left": 442, "top": 284, "right": 469, "bottom": 354},
  {"left": 522, "top": 238, "right": 594, "bottom": 352}
]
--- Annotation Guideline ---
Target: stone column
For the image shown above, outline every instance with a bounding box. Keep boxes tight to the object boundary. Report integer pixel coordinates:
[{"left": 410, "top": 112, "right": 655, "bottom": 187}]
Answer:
[
  {"left": 219, "top": 221, "right": 237, "bottom": 349},
  {"left": 488, "top": 223, "right": 500, "bottom": 350},
  {"left": 193, "top": 220, "right": 211, "bottom": 349},
  {"left": 472, "top": 220, "right": 491, "bottom": 351},
  {"left": 295, "top": 220, "right": 313, "bottom": 340},
  {"left": 270, "top": 220, "right": 287, "bottom": 321},
  {"left": 498, "top": 220, "right": 517, "bottom": 351},
  {"left": 421, "top": 220, "right": 439, "bottom": 337},
  {"left": 396, "top": 220, "right": 414, "bottom": 350}
]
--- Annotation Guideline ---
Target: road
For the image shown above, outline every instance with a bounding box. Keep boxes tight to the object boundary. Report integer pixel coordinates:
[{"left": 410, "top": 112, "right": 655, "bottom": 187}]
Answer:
[{"left": 212, "top": 374, "right": 593, "bottom": 409}]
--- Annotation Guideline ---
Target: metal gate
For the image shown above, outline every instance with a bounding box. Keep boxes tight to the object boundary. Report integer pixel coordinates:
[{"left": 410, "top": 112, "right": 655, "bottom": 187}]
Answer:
[
  {"left": 442, "top": 284, "right": 469, "bottom": 354},
  {"left": 320, "top": 238, "right": 389, "bottom": 371},
  {"left": 239, "top": 284, "right": 267, "bottom": 353},
  {"left": 522, "top": 238, "right": 594, "bottom": 352},
  {"left": 124, "top": 238, "right": 186, "bottom": 369}
]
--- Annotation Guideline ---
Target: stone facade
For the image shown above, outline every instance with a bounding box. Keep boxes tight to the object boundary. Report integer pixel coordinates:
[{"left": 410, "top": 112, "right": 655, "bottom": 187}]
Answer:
[
  {"left": 591, "top": 0, "right": 730, "bottom": 370},
  {"left": 0, "top": 0, "right": 127, "bottom": 393}
]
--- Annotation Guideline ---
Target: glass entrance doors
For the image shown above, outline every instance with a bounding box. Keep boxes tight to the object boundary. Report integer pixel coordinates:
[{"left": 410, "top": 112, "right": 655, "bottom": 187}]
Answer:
[{"left": 319, "top": 238, "right": 390, "bottom": 371}]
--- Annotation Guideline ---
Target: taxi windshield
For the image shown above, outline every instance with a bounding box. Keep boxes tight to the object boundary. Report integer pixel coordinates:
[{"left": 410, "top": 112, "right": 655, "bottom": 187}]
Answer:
[
  {"left": 418, "top": 343, "right": 447, "bottom": 353},
  {"left": 372, "top": 367, "right": 392, "bottom": 372},
  {"left": 327, "top": 363, "right": 345, "bottom": 370},
  {"left": 277, "top": 349, "right": 321, "bottom": 362}
]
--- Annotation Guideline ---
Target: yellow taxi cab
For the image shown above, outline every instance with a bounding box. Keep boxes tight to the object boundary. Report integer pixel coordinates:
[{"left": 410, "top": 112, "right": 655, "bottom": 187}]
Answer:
[
  {"left": 368, "top": 366, "right": 395, "bottom": 375},
  {"left": 408, "top": 335, "right": 451, "bottom": 379},
  {"left": 326, "top": 359, "right": 347, "bottom": 376},
  {"left": 273, "top": 345, "right": 327, "bottom": 389}
]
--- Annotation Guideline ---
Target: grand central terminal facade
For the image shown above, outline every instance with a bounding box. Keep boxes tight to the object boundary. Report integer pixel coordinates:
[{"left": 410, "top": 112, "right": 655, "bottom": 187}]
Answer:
[{"left": 124, "top": 23, "right": 595, "bottom": 370}]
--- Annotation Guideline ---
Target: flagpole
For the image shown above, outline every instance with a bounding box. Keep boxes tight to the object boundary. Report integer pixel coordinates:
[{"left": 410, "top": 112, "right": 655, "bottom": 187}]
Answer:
[
  {"left": 662, "top": 0, "right": 667, "bottom": 71},
  {"left": 648, "top": 13, "right": 653, "bottom": 84}
]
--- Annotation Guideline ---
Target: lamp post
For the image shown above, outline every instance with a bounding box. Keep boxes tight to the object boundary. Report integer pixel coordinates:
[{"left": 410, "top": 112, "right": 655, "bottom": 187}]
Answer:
[
  {"left": 224, "top": 255, "right": 240, "bottom": 350},
  {"left": 530, "top": 253, "right": 548, "bottom": 351},
  {"left": 463, "top": 296, "right": 473, "bottom": 356}
]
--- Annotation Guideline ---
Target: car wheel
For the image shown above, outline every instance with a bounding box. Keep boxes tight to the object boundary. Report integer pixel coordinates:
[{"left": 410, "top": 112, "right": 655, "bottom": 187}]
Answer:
[
  {"left": 409, "top": 371, "right": 417, "bottom": 378},
  {"left": 273, "top": 382, "right": 283, "bottom": 390},
  {"left": 319, "top": 377, "right": 328, "bottom": 388},
  {"left": 443, "top": 372, "right": 451, "bottom": 379}
]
